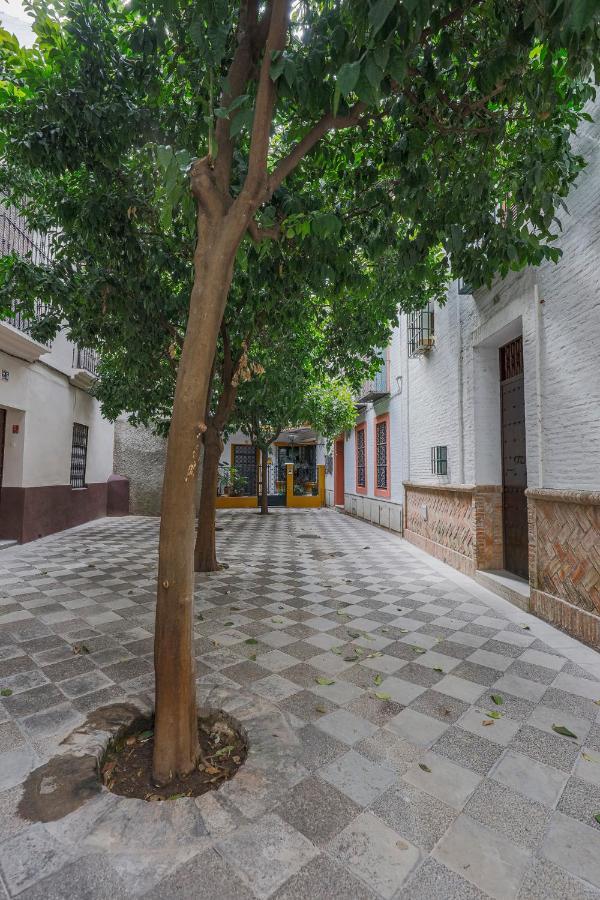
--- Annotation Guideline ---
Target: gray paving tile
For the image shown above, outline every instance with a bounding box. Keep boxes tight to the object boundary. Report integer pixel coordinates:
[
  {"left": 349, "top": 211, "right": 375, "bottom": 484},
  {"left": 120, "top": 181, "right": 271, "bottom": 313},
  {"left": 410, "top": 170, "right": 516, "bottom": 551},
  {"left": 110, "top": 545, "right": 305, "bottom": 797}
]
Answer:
[
  {"left": 146, "top": 847, "right": 253, "bottom": 900},
  {"left": 403, "top": 751, "right": 481, "bottom": 810},
  {"left": 216, "top": 813, "right": 318, "bottom": 899},
  {"left": 491, "top": 750, "right": 568, "bottom": 806},
  {"left": 518, "top": 859, "right": 600, "bottom": 900},
  {"left": 386, "top": 707, "right": 450, "bottom": 748},
  {"left": 0, "top": 823, "right": 75, "bottom": 895},
  {"left": 319, "top": 749, "right": 397, "bottom": 806},
  {"left": 401, "top": 857, "right": 491, "bottom": 900},
  {"left": 315, "top": 708, "right": 378, "bottom": 745},
  {"left": 432, "top": 726, "right": 504, "bottom": 775},
  {"left": 541, "top": 811, "right": 600, "bottom": 889},
  {"left": 272, "top": 854, "right": 379, "bottom": 900},
  {"left": 433, "top": 814, "right": 531, "bottom": 900},
  {"left": 510, "top": 724, "right": 581, "bottom": 772},
  {"left": 328, "top": 811, "right": 421, "bottom": 899},
  {"left": 275, "top": 775, "right": 362, "bottom": 845},
  {"left": 372, "top": 781, "right": 457, "bottom": 851},
  {"left": 464, "top": 778, "right": 551, "bottom": 849}
]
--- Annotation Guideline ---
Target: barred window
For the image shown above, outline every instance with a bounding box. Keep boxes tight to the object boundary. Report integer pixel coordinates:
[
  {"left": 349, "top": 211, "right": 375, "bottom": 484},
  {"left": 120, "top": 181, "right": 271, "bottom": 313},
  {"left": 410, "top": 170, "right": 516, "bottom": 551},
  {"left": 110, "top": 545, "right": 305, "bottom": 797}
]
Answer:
[
  {"left": 376, "top": 420, "right": 388, "bottom": 490},
  {"left": 407, "top": 305, "right": 435, "bottom": 357},
  {"left": 356, "top": 427, "right": 366, "bottom": 489},
  {"left": 70, "top": 423, "right": 88, "bottom": 488}
]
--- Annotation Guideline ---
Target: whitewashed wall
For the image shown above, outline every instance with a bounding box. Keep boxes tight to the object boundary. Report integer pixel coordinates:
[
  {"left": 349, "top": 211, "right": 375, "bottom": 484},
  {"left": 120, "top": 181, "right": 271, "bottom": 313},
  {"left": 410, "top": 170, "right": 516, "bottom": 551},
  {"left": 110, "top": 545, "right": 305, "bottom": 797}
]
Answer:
[{"left": 0, "top": 347, "right": 114, "bottom": 488}]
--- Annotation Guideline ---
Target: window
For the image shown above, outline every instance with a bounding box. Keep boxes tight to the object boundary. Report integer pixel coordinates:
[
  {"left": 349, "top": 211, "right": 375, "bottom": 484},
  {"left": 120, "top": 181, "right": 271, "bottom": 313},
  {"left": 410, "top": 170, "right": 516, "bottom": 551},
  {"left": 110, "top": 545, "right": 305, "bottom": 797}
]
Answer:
[
  {"left": 407, "top": 305, "right": 435, "bottom": 357},
  {"left": 374, "top": 414, "right": 390, "bottom": 497},
  {"left": 355, "top": 424, "right": 367, "bottom": 494},
  {"left": 431, "top": 445, "right": 448, "bottom": 476},
  {"left": 70, "top": 423, "right": 89, "bottom": 488},
  {"left": 457, "top": 278, "right": 472, "bottom": 295}
]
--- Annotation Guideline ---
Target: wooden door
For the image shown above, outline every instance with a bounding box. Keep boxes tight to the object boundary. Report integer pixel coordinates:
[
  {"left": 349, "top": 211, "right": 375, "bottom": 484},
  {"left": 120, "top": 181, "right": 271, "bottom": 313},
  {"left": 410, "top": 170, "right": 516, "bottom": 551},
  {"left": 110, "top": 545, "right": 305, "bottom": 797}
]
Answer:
[{"left": 500, "top": 337, "right": 529, "bottom": 579}]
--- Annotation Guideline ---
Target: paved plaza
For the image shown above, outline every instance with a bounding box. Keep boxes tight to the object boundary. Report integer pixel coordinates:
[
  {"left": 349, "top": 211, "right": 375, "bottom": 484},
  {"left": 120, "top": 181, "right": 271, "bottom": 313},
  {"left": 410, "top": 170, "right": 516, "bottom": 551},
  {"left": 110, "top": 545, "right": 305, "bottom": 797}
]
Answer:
[{"left": 0, "top": 509, "right": 599, "bottom": 899}]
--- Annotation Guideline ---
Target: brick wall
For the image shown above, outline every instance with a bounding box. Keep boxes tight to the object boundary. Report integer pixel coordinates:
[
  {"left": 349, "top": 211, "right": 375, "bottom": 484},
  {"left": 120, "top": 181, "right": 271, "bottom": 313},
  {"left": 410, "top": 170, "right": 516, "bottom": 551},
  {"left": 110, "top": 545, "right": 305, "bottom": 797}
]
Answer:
[{"left": 525, "top": 488, "right": 600, "bottom": 646}]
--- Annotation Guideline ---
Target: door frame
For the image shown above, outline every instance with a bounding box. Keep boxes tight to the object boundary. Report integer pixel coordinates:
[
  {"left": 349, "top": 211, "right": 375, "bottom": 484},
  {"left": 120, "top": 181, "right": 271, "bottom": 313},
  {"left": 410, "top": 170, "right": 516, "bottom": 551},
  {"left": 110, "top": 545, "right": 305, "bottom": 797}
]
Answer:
[{"left": 334, "top": 437, "right": 345, "bottom": 506}]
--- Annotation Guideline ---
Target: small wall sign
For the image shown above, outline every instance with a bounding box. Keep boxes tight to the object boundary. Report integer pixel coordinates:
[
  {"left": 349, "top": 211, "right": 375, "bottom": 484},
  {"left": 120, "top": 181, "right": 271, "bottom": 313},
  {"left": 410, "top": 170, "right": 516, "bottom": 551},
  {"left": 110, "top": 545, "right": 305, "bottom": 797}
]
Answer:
[{"left": 1, "top": 370, "right": 8, "bottom": 381}]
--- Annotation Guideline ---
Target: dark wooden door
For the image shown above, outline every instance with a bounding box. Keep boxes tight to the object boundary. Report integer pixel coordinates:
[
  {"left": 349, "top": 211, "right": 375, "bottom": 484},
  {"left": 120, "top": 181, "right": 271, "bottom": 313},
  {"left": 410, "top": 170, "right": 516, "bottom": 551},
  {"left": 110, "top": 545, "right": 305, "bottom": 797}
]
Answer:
[
  {"left": 0, "top": 409, "right": 5, "bottom": 494},
  {"left": 500, "top": 337, "right": 528, "bottom": 579}
]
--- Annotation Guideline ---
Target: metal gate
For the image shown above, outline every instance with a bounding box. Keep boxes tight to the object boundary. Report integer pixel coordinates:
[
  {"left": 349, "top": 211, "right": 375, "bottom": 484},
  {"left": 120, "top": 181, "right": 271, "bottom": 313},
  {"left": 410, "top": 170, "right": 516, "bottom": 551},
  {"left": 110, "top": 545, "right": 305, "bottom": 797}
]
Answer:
[
  {"left": 232, "top": 445, "right": 257, "bottom": 496},
  {"left": 500, "top": 337, "right": 529, "bottom": 579},
  {"left": 258, "top": 460, "right": 286, "bottom": 507}
]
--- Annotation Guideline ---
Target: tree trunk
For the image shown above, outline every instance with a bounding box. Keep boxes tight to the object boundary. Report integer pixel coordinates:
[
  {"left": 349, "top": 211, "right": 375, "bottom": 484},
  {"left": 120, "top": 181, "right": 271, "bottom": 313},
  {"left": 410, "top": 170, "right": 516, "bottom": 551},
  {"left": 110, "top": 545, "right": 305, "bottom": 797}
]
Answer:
[
  {"left": 260, "top": 449, "right": 269, "bottom": 515},
  {"left": 194, "top": 425, "right": 222, "bottom": 572},
  {"left": 153, "top": 214, "right": 242, "bottom": 785}
]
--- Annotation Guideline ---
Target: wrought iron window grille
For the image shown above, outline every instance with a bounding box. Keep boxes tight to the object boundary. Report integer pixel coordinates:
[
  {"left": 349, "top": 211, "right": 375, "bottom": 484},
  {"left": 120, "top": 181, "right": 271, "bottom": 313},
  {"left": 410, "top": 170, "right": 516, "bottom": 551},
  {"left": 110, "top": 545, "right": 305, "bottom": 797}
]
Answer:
[
  {"left": 356, "top": 428, "right": 366, "bottom": 488},
  {"left": 431, "top": 445, "right": 448, "bottom": 476},
  {"left": 408, "top": 306, "right": 435, "bottom": 357},
  {"left": 70, "top": 423, "right": 89, "bottom": 488},
  {"left": 376, "top": 421, "right": 388, "bottom": 490}
]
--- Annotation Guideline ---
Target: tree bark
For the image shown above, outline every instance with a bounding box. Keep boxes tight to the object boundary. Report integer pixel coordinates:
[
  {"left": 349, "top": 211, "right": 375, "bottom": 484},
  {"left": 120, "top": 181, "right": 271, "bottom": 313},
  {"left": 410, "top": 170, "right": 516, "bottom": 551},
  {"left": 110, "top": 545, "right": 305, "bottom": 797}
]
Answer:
[
  {"left": 152, "top": 208, "right": 244, "bottom": 786},
  {"left": 260, "top": 449, "right": 269, "bottom": 515},
  {"left": 194, "top": 424, "right": 223, "bottom": 572}
]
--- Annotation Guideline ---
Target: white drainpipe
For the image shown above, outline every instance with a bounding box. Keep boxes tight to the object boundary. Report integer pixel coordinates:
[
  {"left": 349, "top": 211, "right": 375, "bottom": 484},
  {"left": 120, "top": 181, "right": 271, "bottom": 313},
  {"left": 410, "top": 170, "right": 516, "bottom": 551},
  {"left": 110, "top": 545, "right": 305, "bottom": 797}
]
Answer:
[{"left": 534, "top": 283, "right": 544, "bottom": 488}]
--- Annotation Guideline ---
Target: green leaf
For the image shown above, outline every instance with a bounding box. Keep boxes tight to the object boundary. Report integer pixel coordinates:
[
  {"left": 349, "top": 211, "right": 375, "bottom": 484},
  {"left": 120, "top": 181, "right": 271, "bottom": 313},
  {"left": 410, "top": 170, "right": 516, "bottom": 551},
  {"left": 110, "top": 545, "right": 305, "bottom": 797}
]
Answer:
[
  {"left": 418, "top": 763, "right": 431, "bottom": 773},
  {"left": 315, "top": 705, "right": 327, "bottom": 714},
  {"left": 552, "top": 724, "right": 578, "bottom": 739},
  {"left": 594, "top": 813, "right": 600, "bottom": 825},
  {"left": 315, "top": 676, "right": 335, "bottom": 686},
  {"left": 491, "top": 695, "right": 504, "bottom": 705},
  {"left": 374, "top": 673, "right": 383, "bottom": 686},
  {"left": 411, "top": 646, "right": 426, "bottom": 654},
  {"left": 368, "top": 0, "right": 396, "bottom": 35},
  {"left": 0, "top": 688, "right": 12, "bottom": 697},
  {"left": 331, "top": 647, "right": 342, "bottom": 655},
  {"left": 138, "top": 730, "right": 153, "bottom": 742},
  {"left": 245, "top": 638, "right": 258, "bottom": 645},
  {"left": 486, "top": 711, "right": 503, "bottom": 719},
  {"left": 374, "top": 692, "right": 391, "bottom": 700},
  {"left": 433, "top": 667, "right": 444, "bottom": 673},
  {"left": 213, "top": 744, "right": 234, "bottom": 757},
  {"left": 337, "top": 61, "right": 361, "bottom": 98},
  {"left": 230, "top": 107, "right": 253, "bottom": 138},
  {"left": 223, "top": 621, "right": 234, "bottom": 626}
]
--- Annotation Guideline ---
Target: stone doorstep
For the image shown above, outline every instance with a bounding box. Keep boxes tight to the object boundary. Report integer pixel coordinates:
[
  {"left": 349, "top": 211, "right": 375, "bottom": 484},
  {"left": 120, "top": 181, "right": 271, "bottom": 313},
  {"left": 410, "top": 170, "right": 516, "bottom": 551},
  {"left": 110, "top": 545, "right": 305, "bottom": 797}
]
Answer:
[{"left": 474, "top": 569, "right": 530, "bottom": 613}]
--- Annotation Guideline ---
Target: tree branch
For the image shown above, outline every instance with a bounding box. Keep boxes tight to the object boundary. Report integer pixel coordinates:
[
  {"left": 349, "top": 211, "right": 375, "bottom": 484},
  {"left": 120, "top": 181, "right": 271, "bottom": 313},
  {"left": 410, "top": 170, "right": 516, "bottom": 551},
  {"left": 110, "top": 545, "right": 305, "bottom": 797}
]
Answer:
[
  {"left": 214, "top": 1, "right": 272, "bottom": 192},
  {"left": 267, "top": 102, "right": 367, "bottom": 195},
  {"left": 241, "top": 0, "right": 290, "bottom": 202},
  {"left": 248, "top": 218, "right": 281, "bottom": 242}
]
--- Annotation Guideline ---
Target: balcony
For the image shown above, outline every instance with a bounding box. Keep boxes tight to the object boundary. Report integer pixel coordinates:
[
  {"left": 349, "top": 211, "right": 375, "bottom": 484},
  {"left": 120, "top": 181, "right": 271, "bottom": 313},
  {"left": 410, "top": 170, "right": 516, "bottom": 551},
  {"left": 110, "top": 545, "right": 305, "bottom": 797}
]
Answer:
[
  {"left": 70, "top": 346, "right": 99, "bottom": 390},
  {"left": 356, "top": 355, "right": 389, "bottom": 403},
  {"left": 0, "top": 301, "right": 50, "bottom": 362}
]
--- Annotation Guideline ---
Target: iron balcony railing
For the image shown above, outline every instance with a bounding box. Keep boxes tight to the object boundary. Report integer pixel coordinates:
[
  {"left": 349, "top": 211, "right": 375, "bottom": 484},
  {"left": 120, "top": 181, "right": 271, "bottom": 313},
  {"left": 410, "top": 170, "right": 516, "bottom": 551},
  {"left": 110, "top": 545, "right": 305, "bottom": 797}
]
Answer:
[
  {"left": 1, "top": 208, "right": 53, "bottom": 341},
  {"left": 73, "top": 346, "right": 99, "bottom": 376},
  {"left": 0, "top": 210, "right": 53, "bottom": 266},
  {"left": 356, "top": 355, "right": 389, "bottom": 403}
]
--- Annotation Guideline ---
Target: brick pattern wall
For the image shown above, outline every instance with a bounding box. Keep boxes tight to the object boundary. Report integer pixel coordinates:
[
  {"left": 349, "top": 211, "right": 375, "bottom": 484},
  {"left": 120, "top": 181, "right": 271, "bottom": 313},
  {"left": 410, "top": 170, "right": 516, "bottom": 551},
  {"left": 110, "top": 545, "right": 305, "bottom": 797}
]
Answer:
[
  {"left": 404, "top": 484, "right": 474, "bottom": 560},
  {"left": 528, "top": 489, "right": 600, "bottom": 616},
  {"left": 473, "top": 487, "right": 503, "bottom": 570}
]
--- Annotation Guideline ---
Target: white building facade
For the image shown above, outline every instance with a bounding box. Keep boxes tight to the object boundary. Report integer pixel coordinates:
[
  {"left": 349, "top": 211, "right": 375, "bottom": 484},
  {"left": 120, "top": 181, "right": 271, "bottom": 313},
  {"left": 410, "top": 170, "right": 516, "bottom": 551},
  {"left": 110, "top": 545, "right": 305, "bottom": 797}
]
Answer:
[
  {"left": 327, "top": 105, "right": 600, "bottom": 646},
  {"left": 0, "top": 207, "right": 119, "bottom": 543}
]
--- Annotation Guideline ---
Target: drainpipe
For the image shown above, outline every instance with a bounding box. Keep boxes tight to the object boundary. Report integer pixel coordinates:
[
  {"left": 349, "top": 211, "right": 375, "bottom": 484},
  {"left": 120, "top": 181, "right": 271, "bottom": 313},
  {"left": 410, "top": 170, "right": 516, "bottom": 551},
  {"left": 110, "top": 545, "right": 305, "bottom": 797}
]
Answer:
[
  {"left": 534, "top": 283, "right": 544, "bottom": 488},
  {"left": 456, "top": 286, "right": 465, "bottom": 484}
]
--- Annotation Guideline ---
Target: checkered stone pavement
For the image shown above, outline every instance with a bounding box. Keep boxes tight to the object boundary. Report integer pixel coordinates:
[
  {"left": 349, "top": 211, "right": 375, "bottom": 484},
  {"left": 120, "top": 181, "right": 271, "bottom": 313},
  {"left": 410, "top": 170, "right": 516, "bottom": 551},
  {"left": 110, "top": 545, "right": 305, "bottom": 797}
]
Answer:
[{"left": 0, "top": 510, "right": 600, "bottom": 899}]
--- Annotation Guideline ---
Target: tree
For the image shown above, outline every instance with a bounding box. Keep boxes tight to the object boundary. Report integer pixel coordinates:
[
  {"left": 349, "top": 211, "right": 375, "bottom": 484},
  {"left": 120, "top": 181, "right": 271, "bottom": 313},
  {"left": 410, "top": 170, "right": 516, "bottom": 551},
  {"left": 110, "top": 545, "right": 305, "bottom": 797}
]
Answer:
[{"left": 1, "top": 0, "right": 598, "bottom": 784}]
